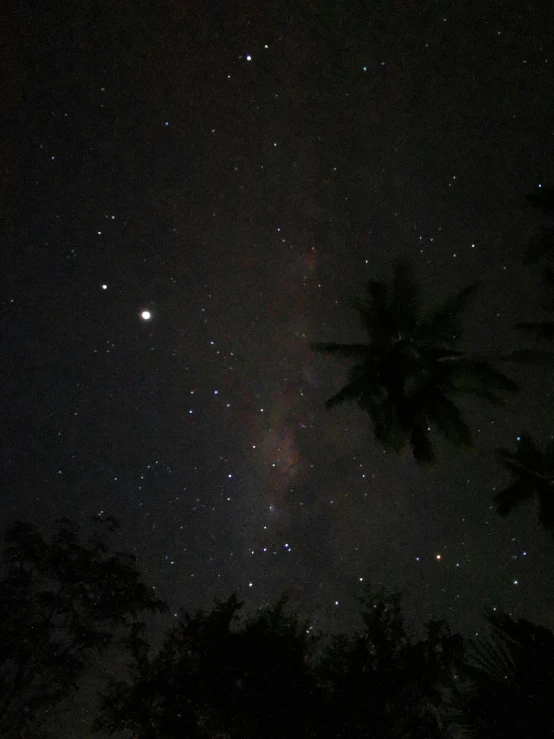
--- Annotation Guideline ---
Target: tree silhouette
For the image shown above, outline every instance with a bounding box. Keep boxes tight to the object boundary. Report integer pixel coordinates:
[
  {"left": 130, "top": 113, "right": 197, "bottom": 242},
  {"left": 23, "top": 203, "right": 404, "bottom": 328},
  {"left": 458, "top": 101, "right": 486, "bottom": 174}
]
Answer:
[
  {"left": 494, "top": 434, "right": 554, "bottom": 536},
  {"left": 316, "top": 587, "right": 463, "bottom": 738},
  {"left": 0, "top": 517, "right": 166, "bottom": 738},
  {"left": 95, "top": 594, "right": 322, "bottom": 739},
  {"left": 448, "top": 611, "right": 554, "bottom": 737},
  {"left": 312, "top": 261, "right": 520, "bottom": 463},
  {"left": 96, "top": 584, "right": 469, "bottom": 738}
]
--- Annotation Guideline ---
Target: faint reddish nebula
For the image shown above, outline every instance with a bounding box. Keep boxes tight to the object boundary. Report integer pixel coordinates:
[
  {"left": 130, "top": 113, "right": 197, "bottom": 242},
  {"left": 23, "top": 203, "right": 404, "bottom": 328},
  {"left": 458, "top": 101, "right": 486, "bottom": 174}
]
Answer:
[
  {"left": 259, "top": 241, "right": 320, "bottom": 519},
  {"left": 221, "top": 235, "right": 321, "bottom": 558},
  {"left": 303, "top": 245, "right": 318, "bottom": 274}
]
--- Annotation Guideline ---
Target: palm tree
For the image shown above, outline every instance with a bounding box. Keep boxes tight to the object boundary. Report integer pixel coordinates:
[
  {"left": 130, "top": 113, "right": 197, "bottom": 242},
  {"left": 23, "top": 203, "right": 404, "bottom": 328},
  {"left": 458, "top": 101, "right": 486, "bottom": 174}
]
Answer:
[
  {"left": 494, "top": 434, "right": 554, "bottom": 536},
  {"left": 312, "top": 261, "right": 520, "bottom": 463},
  {"left": 448, "top": 611, "right": 554, "bottom": 737}
]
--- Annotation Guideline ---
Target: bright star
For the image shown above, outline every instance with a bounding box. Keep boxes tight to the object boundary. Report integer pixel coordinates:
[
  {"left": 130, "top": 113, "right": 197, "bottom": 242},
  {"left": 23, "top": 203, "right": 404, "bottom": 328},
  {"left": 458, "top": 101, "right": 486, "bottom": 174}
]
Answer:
[{"left": 141, "top": 310, "right": 151, "bottom": 320}]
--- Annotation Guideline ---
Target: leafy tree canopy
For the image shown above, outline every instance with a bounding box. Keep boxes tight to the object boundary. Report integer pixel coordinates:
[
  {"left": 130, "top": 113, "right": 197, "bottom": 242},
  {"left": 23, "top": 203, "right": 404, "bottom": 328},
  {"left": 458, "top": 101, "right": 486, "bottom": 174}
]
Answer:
[{"left": 0, "top": 517, "right": 166, "bottom": 738}]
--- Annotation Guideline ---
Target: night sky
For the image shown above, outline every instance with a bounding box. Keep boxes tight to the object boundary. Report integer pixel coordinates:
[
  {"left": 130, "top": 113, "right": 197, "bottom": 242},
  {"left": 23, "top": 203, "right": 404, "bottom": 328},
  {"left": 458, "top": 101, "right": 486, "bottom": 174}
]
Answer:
[{"left": 3, "top": 0, "right": 554, "bottom": 642}]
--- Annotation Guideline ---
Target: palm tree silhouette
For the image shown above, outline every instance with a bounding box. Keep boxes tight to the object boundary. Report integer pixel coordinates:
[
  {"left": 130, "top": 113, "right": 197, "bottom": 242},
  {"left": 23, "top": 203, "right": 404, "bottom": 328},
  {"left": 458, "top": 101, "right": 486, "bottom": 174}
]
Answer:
[
  {"left": 449, "top": 611, "right": 554, "bottom": 737},
  {"left": 312, "top": 261, "right": 520, "bottom": 463},
  {"left": 494, "top": 434, "right": 554, "bottom": 536}
]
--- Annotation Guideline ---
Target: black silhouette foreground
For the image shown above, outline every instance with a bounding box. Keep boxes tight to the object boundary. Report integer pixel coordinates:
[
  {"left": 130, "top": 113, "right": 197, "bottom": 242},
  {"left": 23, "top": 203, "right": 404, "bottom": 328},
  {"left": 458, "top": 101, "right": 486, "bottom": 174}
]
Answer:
[
  {"left": 312, "top": 261, "right": 523, "bottom": 463},
  {"left": 1, "top": 519, "right": 553, "bottom": 738}
]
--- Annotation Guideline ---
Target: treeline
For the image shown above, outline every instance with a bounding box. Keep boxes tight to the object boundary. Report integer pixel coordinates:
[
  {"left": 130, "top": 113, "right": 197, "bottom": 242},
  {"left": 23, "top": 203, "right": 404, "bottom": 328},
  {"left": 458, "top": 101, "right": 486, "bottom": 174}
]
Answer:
[{"left": 1, "top": 518, "right": 553, "bottom": 738}]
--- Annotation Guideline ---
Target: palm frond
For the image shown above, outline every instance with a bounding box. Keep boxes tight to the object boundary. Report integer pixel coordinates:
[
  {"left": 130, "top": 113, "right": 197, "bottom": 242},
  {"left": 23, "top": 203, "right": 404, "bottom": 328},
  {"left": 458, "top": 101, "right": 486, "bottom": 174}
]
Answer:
[
  {"left": 422, "top": 346, "right": 466, "bottom": 362},
  {"left": 351, "top": 297, "right": 370, "bottom": 329},
  {"left": 493, "top": 480, "right": 536, "bottom": 517},
  {"left": 325, "top": 376, "right": 368, "bottom": 409},
  {"left": 417, "top": 283, "right": 479, "bottom": 344},
  {"left": 457, "top": 386, "right": 508, "bottom": 406},
  {"left": 452, "top": 612, "right": 554, "bottom": 735},
  {"left": 493, "top": 435, "right": 554, "bottom": 526},
  {"left": 371, "top": 397, "right": 412, "bottom": 455},
  {"left": 467, "top": 631, "right": 515, "bottom": 682},
  {"left": 425, "top": 394, "right": 473, "bottom": 449},
  {"left": 538, "top": 491, "right": 554, "bottom": 533},
  {"left": 515, "top": 322, "right": 554, "bottom": 341},
  {"left": 496, "top": 456, "right": 538, "bottom": 480},
  {"left": 448, "top": 361, "right": 518, "bottom": 397},
  {"left": 435, "top": 348, "right": 551, "bottom": 365},
  {"left": 502, "top": 347, "right": 554, "bottom": 363},
  {"left": 311, "top": 342, "right": 368, "bottom": 358},
  {"left": 496, "top": 434, "right": 543, "bottom": 472},
  {"left": 391, "top": 260, "right": 420, "bottom": 335},
  {"left": 365, "top": 278, "right": 393, "bottom": 340},
  {"left": 409, "top": 423, "right": 435, "bottom": 464}
]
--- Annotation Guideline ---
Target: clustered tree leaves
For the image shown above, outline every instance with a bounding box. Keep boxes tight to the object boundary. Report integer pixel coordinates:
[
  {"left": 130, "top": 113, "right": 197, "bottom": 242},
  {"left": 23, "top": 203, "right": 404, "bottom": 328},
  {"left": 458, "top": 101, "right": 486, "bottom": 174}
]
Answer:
[
  {"left": 93, "top": 585, "right": 554, "bottom": 739},
  {"left": 0, "top": 517, "right": 166, "bottom": 738},
  {"left": 314, "top": 588, "right": 463, "bottom": 739},
  {"left": 94, "top": 586, "right": 466, "bottom": 739},
  {"left": 95, "top": 594, "right": 322, "bottom": 739},
  {"left": 1, "top": 525, "right": 554, "bottom": 737}
]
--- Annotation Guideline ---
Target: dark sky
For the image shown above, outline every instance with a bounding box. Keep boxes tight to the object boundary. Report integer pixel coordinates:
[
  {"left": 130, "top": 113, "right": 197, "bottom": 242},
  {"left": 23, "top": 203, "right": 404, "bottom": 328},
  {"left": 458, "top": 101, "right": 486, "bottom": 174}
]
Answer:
[{"left": 3, "top": 0, "right": 554, "bottom": 642}]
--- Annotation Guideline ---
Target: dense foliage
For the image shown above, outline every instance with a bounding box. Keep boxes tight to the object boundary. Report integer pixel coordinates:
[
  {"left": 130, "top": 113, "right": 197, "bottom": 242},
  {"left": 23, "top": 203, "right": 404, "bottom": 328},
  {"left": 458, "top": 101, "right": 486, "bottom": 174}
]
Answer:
[
  {"left": 1, "top": 518, "right": 553, "bottom": 738},
  {"left": 0, "top": 518, "right": 166, "bottom": 738}
]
